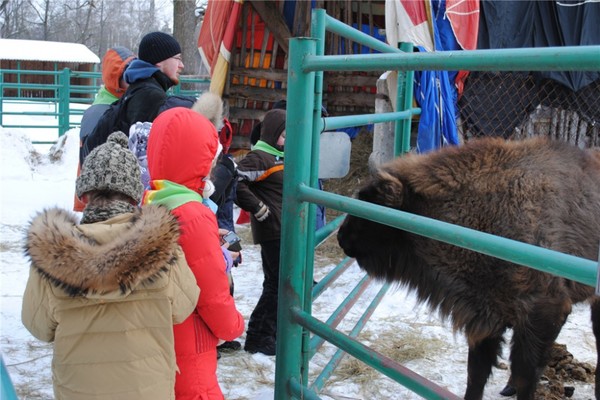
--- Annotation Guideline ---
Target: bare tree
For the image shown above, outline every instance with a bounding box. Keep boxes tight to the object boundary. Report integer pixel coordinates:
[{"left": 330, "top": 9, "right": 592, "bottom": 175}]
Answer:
[
  {"left": 173, "top": 0, "right": 202, "bottom": 75},
  {"left": 26, "top": 0, "right": 52, "bottom": 40},
  {"left": 2, "top": 0, "right": 175, "bottom": 60},
  {"left": 74, "top": 0, "right": 95, "bottom": 45},
  {"left": 0, "top": 0, "right": 19, "bottom": 38}
]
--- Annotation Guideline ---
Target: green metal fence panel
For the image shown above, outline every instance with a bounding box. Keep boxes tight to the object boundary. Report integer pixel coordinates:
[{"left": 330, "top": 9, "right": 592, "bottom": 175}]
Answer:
[
  {"left": 1, "top": 68, "right": 210, "bottom": 141},
  {"left": 275, "top": 8, "right": 600, "bottom": 400},
  {"left": 310, "top": 282, "right": 390, "bottom": 392}
]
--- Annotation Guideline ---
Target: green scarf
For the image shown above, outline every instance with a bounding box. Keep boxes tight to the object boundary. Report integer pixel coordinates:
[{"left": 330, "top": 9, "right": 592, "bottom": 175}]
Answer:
[
  {"left": 252, "top": 140, "right": 284, "bottom": 158},
  {"left": 92, "top": 86, "right": 119, "bottom": 105},
  {"left": 143, "top": 180, "right": 203, "bottom": 210}
]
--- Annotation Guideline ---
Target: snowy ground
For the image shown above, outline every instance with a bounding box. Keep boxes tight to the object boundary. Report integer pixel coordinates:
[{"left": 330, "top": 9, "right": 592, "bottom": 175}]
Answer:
[{"left": 0, "top": 124, "right": 597, "bottom": 399}]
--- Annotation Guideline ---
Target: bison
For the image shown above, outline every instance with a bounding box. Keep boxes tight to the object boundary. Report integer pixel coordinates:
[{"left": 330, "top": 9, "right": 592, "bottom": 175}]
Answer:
[{"left": 337, "top": 137, "right": 600, "bottom": 400}]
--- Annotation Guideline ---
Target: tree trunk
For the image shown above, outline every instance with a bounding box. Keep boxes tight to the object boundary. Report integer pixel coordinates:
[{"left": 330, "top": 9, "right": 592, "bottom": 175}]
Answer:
[{"left": 173, "top": 0, "right": 201, "bottom": 77}]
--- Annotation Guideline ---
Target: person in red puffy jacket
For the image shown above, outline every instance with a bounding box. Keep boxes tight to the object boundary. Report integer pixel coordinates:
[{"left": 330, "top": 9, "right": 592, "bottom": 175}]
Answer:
[{"left": 143, "top": 107, "right": 244, "bottom": 399}]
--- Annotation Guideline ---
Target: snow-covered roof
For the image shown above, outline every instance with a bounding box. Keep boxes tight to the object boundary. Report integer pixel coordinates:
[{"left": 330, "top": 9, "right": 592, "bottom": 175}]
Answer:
[{"left": 0, "top": 39, "right": 100, "bottom": 64}]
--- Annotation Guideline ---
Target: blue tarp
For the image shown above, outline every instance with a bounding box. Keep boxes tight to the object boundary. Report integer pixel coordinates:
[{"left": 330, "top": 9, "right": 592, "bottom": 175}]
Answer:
[{"left": 413, "top": 0, "right": 460, "bottom": 153}]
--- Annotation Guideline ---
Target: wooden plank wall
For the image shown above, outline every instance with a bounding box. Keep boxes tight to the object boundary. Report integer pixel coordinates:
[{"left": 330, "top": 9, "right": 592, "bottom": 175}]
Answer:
[{"left": 226, "top": 0, "right": 386, "bottom": 150}]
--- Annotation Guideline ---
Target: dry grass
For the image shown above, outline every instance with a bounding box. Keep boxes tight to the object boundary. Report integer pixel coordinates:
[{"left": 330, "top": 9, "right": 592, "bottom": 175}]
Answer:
[
  {"left": 323, "top": 329, "right": 445, "bottom": 398},
  {"left": 329, "top": 329, "right": 445, "bottom": 382},
  {"left": 219, "top": 357, "right": 273, "bottom": 387}
]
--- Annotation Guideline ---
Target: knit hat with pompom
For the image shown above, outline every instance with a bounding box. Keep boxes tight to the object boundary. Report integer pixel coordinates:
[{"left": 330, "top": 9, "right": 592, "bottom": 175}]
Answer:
[{"left": 76, "top": 131, "right": 144, "bottom": 203}]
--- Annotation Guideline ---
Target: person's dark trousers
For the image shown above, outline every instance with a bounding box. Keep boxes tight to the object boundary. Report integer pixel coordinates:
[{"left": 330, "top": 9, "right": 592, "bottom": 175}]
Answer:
[
  {"left": 246, "top": 239, "right": 280, "bottom": 345},
  {"left": 216, "top": 184, "right": 236, "bottom": 232}
]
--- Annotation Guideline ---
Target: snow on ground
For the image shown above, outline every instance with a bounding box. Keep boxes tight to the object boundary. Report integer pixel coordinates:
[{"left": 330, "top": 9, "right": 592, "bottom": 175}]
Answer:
[{"left": 0, "top": 124, "right": 596, "bottom": 399}]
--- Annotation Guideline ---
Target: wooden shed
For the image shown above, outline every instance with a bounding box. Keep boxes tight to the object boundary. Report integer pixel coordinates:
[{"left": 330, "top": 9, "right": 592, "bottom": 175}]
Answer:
[
  {"left": 198, "top": 0, "right": 386, "bottom": 150},
  {"left": 0, "top": 38, "right": 100, "bottom": 99}
]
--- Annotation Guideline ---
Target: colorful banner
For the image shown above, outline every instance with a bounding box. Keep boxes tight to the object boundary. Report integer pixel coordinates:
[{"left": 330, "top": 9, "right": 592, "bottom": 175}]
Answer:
[{"left": 197, "top": 0, "right": 244, "bottom": 95}]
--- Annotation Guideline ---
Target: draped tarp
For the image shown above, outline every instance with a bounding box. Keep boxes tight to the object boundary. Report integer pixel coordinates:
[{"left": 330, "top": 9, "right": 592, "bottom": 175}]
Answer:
[
  {"left": 459, "top": 0, "right": 600, "bottom": 139},
  {"left": 385, "top": 0, "right": 479, "bottom": 153},
  {"left": 477, "top": 0, "right": 600, "bottom": 92},
  {"left": 385, "top": 0, "right": 434, "bottom": 52},
  {"left": 443, "top": 0, "right": 479, "bottom": 95},
  {"left": 197, "top": 0, "right": 244, "bottom": 96}
]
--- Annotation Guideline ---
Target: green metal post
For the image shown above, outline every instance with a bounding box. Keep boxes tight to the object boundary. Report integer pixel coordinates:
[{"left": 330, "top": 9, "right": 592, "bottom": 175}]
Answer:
[
  {"left": 297, "top": 8, "right": 328, "bottom": 387},
  {"left": 58, "top": 68, "right": 70, "bottom": 136},
  {"left": 397, "top": 43, "right": 415, "bottom": 153},
  {"left": 274, "top": 37, "right": 317, "bottom": 399},
  {"left": 395, "top": 42, "right": 414, "bottom": 155},
  {"left": 17, "top": 61, "right": 21, "bottom": 97}
]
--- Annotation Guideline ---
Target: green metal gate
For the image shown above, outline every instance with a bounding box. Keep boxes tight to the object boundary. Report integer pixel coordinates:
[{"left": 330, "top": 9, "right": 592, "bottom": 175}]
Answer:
[
  {"left": 275, "top": 8, "right": 600, "bottom": 399},
  {"left": 0, "top": 69, "right": 209, "bottom": 142}
]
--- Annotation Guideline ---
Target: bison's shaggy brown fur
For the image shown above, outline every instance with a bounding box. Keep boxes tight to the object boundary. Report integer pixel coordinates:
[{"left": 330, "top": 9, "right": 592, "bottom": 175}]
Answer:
[{"left": 337, "top": 137, "right": 600, "bottom": 400}]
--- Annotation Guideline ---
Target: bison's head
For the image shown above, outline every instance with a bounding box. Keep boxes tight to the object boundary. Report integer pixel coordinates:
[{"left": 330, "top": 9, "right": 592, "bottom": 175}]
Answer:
[{"left": 337, "top": 170, "right": 416, "bottom": 282}]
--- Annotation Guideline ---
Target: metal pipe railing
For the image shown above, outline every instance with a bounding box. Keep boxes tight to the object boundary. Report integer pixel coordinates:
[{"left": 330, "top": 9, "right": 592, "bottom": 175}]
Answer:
[
  {"left": 303, "top": 45, "right": 600, "bottom": 73},
  {"left": 298, "top": 185, "right": 597, "bottom": 287},
  {"left": 310, "top": 282, "right": 390, "bottom": 392},
  {"left": 292, "top": 306, "right": 462, "bottom": 400}
]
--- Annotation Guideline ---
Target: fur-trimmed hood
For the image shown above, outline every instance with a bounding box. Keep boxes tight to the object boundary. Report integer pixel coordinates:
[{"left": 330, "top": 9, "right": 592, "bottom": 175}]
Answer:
[{"left": 25, "top": 204, "right": 181, "bottom": 297}]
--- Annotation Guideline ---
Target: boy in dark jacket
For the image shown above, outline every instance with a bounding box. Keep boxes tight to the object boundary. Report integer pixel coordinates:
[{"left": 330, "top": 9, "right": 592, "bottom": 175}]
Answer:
[{"left": 235, "top": 108, "right": 286, "bottom": 356}]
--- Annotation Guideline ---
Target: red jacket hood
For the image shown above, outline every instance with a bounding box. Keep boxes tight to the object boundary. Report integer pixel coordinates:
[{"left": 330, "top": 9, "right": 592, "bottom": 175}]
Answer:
[{"left": 147, "top": 107, "right": 219, "bottom": 193}]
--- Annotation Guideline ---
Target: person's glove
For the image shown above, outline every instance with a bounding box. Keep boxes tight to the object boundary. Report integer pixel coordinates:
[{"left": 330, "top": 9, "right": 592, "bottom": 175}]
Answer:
[
  {"left": 221, "top": 246, "right": 234, "bottom": 274},
  {"left": 254, "top": 202, "right": 270, "bottom": 222}
]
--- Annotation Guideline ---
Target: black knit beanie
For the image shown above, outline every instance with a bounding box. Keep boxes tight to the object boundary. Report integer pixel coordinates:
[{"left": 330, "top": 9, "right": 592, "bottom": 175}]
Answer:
[
  {"left": 138, "top": 31, "right": 181, "bottom": 65},
  {"left": 76, "top": 132, "right": 144, "bottom": 203}
]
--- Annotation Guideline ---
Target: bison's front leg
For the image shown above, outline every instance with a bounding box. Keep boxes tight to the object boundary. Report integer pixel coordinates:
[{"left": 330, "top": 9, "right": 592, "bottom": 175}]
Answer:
[
  {"left": 510, "top": 298, "right": 570, "bottom": 400},
  {"left": 464, "top": 335, "right": 503, "bottom": 400}
]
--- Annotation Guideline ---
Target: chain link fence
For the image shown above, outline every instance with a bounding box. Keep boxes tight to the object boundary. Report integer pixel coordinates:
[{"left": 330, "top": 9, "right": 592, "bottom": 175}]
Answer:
[{"left": 458, "top": 72, "right": 600, "bottom": 148}]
